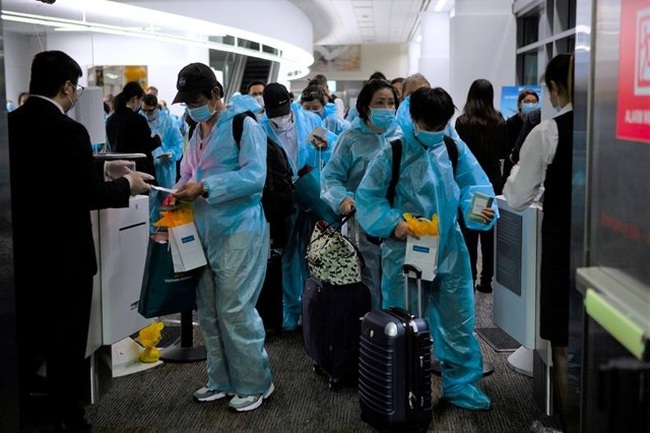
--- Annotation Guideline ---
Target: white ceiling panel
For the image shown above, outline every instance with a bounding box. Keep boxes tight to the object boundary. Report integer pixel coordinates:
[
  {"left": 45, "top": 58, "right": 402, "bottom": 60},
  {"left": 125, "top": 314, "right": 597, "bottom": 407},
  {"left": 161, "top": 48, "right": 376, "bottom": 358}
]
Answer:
[
  {"left": 289, "top": 0, "right": 454, "bottom": 45},
  {"left": 3, "top": 0, "right": 454, "bottom": 47}
]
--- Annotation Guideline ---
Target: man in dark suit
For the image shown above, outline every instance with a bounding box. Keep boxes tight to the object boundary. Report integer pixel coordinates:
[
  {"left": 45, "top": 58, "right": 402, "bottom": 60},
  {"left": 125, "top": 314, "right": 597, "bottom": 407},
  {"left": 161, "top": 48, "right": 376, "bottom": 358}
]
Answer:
[{"left": 8, "top": 50, "right": 153, "bottom": 433}]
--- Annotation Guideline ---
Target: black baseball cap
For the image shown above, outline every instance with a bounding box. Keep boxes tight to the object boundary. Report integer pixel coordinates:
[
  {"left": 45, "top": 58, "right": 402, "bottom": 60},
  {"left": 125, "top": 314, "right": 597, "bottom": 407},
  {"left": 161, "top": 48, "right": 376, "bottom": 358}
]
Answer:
[
  {"left": 263, "top": 82, "right": 291, "bottom": 118},
  {"left": 172, "top": 62, "right": 220, "bottom": 104}
]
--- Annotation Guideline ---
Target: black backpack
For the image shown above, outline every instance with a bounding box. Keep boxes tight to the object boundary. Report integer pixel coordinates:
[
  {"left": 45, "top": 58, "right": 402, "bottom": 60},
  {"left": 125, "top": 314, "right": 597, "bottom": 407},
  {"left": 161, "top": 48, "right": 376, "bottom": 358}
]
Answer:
[
  {"left": 386, "top": 135, "right": 458, "bottom": 206},
  {"left": 232, "top": 111, "right": 297, "bottom": 222},
  {"left": 366, "top": 135, "right": 459, "bottom": 246}
]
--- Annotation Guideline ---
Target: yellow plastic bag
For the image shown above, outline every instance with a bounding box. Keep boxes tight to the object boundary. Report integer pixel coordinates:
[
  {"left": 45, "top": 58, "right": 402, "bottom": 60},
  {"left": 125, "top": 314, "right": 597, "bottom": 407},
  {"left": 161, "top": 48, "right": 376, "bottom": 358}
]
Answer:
[{"left": 136, "top": 321, "right": 164, "bottom": 363}]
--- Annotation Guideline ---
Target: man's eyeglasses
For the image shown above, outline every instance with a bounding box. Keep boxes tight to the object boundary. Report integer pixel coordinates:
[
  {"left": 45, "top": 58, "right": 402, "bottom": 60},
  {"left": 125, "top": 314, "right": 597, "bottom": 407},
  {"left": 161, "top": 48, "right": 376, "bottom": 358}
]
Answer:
[{"left": 76, "top": 84, "right": 85, "bottom": 97}]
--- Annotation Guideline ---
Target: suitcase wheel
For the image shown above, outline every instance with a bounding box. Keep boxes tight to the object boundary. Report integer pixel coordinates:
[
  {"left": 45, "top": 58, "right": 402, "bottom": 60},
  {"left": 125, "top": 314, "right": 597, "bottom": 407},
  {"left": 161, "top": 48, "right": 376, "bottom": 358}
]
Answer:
[{"left": 312, "top": 363, "right": 325, "bottom": 376}]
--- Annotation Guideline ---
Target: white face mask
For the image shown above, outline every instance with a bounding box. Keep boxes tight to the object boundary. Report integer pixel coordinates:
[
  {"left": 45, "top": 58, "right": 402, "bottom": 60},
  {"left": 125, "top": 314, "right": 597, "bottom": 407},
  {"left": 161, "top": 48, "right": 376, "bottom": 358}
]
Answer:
[
  {"left": 271, "top": 113, "right": 292, "bottom": 127},
  {"left": 253, "top": 95, "right": 265, "bottom": 108}
]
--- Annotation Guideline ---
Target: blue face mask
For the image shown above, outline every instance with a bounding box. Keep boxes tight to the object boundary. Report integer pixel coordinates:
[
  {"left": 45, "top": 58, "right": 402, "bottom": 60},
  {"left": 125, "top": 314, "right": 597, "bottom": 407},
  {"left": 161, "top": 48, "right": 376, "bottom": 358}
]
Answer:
[
  {"left": 145, "top": 113, "right": 157, "bottom": 123},
  {"left": 521, "top": 102, "right": 537, "bottom": 115},
  {"left": 188, "top": 104, "right": 215, "bottom": 122},
  {"left": 414, "top": 125, "right": 445, "bottom": 146},
  {"left": 369, "top": 108, "right": 396, "bottom": 131}
]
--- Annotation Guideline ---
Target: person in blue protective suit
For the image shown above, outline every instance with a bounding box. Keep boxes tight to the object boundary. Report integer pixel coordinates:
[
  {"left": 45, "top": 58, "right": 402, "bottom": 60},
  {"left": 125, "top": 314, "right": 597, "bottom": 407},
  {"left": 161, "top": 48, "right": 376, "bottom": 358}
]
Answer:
[
  {"left": 320, "top": 78, "right": 400, "bottom": 310},
  {"left": 259, "top": 82, "right": 337, "bottom": 331},
  {"left": 142, "top": 93, "right": 186, "bottom": 234},
  {"left": 171, "top": 63, "right": 274, "bottom": 413},
  {"left": 356, "top": 87, "right": 498, "bottom": 411},
  {"left": 300, "top": 84, "right": 350, "bottom": 136},
  {"left": 142, "top": 93, "right": 184, "bottom": 189},
  {"left": 396, "top": 73, "right": 460, "bottom": 141}
]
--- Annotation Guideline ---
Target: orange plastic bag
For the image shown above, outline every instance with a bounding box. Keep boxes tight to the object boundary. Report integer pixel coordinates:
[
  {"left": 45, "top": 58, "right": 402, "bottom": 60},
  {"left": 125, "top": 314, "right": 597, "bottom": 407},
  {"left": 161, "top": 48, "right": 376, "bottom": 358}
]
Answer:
[{"left": 153, "top": 194, "right": 194, "bottom": 228}]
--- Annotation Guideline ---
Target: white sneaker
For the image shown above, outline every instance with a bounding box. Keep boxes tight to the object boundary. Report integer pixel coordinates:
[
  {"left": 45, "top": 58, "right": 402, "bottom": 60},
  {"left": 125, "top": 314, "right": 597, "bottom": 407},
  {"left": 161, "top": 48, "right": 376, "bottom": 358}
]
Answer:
[
  {"left": 193, "top": 386, "right": 234, "bottom": 402},
  {"left": 228, "top": 382, "right": 275, "bottom": 412}
]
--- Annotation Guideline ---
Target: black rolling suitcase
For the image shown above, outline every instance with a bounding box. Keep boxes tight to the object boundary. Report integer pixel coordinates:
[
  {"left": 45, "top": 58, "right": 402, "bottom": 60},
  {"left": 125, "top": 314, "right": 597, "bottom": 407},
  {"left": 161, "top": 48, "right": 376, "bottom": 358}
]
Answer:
[
  {"left": 256, "top": 248, "right": 283, "bottom": 334},
  {"left": 359, "top": 264, "right": 433, "bottom": 433},
  {"left": 302, "top": 275, "right": 371, "bottom": 389}
]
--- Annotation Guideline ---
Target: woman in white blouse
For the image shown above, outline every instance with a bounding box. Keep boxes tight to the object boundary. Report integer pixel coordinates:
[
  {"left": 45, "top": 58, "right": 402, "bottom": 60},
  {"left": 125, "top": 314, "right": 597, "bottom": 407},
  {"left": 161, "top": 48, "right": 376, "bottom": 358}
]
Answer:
[{"left": 503, "top": 53, "right": 574, "bottom": 433}]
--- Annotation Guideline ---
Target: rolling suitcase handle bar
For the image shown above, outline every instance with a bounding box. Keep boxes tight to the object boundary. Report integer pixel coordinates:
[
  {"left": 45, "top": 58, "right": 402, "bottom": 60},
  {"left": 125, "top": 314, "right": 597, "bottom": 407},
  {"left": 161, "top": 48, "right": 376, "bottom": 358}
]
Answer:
[{"left": 403, "top": 264, "right": 423, "bottom": 317}]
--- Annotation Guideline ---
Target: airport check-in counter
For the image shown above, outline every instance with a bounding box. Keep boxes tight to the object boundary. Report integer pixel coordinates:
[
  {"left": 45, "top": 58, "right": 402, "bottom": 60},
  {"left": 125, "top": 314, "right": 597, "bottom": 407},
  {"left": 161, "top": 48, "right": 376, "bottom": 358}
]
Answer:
[
  {"left": 86, "top": 193, "right": 151, "bottom": 402},
  {"left": 69, "top": 89, "right": 154, "bottom": 402},
  {"left": 493, "top": 195, "right": 554, "bottom": 415}
]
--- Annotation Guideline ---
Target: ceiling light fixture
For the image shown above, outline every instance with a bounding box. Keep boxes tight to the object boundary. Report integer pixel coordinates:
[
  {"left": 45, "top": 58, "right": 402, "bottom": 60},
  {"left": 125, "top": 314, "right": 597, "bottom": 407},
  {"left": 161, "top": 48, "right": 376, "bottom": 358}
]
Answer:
[
  {"left": 434, "top": 0, "right": 448, "bottom": 12},
  {"left": 2, "top": 1, "right": 314, "bottom": 77}
]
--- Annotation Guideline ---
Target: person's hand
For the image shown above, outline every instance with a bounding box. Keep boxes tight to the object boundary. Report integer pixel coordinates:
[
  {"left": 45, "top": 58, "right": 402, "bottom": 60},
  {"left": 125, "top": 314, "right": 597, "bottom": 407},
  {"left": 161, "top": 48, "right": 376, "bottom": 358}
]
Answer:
[
  {"left": 173, "top": 182, "right": 204, "bottom": 202},
  {"left": 392, "top": 220, "right": 418, "bottom": 240},
  {"left": 105, "top": 160, "right": 135, "bottom": 180},
  {"left": 297, "top": 164, "right": 313, "bottom": 177},
  {"left": 311, "top": 136, "right": 328, "bottom": 150},
  {"left": 340, "top": 198, "right": 356, "bottom": 215},
  {"left": 125, "top": 171, "right": 154, "bottom": 195},
  {"left": 476, "top": 207, "right": 495, "bottom": 224},
  {"left": 157, "top": 152, "right": 172, "bottom": 162}
]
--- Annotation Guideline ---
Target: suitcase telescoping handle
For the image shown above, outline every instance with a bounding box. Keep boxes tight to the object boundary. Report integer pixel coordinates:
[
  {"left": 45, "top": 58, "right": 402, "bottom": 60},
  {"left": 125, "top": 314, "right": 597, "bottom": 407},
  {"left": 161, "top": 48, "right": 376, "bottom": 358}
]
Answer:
[{"left": 402, "top": 264, "right": 423, "bottom": 317}]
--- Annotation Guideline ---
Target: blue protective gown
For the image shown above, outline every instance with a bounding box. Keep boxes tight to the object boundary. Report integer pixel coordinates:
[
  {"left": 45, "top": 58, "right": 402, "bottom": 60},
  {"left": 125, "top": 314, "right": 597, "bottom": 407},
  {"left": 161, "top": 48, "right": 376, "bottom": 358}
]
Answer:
[
  {"left": 175, "top": 94, "right": 272, "bottom": 397},
  {"left": 345, "top": 104, "right": 359, "bottom": 123},
  {"left": 320, "top": 102, "right": 351, "bottom": 136},
  {"left": 259, "top": 105, "right": 330, "bottom": 330},
  {"left": 148, "top": 110, "right": 184, "bottom": 189},
  {"left": 396, "top": 94, "right": 459, "bottom": 140},
  {"left": 145, "top": 110, "right": 184, "bottom": 234},
  {"left": 356, "top": 126, "right": 499, "bottom": 410},
  {"left": 320, "top": 116, "right": 399, "bottom": 309}
]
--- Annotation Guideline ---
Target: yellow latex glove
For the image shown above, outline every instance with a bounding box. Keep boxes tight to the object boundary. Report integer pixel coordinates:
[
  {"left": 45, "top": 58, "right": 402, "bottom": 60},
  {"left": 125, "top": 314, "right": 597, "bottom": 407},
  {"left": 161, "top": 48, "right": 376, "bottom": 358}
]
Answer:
[{"left": 403, "top": 213, "right": 439, "bottom": 236}]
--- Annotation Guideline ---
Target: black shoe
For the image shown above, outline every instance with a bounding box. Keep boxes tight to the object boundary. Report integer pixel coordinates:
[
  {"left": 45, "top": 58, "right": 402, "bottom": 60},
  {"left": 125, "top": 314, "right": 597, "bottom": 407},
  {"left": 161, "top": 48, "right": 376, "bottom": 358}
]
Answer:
[
  {"left": 476, "top": 284, "right": 493, "bottom": 294},
  {"left": 58, "top": 418, "right": 92, "bottom": 433}
]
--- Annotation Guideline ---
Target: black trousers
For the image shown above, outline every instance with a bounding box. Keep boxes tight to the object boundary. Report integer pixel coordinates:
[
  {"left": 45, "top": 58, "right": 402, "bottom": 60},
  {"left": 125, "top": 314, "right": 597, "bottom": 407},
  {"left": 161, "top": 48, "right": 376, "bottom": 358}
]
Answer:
[
  {"left": 461, "top": 225, "right": 495, "bottom": 287},
  {"left": 19, "top": 273, "right": 93, "bottom": 426}
]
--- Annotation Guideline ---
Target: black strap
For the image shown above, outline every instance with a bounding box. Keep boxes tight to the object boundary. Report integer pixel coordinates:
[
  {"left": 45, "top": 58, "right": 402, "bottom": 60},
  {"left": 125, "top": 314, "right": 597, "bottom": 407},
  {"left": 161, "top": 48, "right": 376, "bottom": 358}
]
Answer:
[
  {"left": 232, "top": 110, "right": 256, "bottom": 146},
  {"left": 376, "top": 136, "right": 459, "bottom": 245},
  {"left": 310, "top": 210, "right": 356, "bottom": 242},
  {"left": 387, "top": 135, "right": 458, "bottom": 208},
  {"left": 387, "top": 139, "right": 402, "bottom": 207},
  {"left": 443, "top": 135, "right": 458, "bottom": 174}
]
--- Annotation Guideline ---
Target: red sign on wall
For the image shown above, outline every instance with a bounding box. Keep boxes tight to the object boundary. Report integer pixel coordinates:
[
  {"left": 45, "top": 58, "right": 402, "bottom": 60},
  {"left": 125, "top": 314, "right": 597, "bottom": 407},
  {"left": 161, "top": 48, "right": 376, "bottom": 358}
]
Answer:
[{"left": 616, "top": 2, "right": 650, "bottom": 143}]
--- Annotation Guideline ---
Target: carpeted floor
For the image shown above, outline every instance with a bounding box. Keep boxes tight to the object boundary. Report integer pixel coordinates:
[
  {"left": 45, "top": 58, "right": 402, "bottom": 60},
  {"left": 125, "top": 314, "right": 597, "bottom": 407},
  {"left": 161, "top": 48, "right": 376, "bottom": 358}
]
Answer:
[{"left": 73, "top": 291, "right": 565, "bottom": 433}]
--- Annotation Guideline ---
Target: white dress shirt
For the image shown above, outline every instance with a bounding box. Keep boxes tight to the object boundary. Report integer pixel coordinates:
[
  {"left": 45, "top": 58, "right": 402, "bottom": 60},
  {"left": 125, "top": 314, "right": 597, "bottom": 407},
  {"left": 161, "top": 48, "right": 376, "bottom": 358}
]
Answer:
[{"left": 503, "top": 103, "right": 573, "bottom": 210}]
